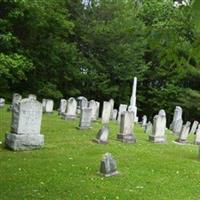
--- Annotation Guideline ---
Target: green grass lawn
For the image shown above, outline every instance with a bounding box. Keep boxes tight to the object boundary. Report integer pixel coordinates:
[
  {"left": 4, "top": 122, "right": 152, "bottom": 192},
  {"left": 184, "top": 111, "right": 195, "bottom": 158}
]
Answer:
[{"left": 0, "top": 105, "right": 200, "bottom": 200}]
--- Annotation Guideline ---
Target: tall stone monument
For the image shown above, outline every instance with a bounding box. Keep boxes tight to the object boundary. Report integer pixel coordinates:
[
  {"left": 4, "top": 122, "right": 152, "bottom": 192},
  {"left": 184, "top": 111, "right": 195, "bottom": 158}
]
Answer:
[
  {"left": 5, "top": 98, "right": 44, "bottom": 150},
  {"left": 149, "top": 110, "right": 166, "bottom": 143},
  {"left": 117, "top": 111, "right": 136, "bottom": 143}
]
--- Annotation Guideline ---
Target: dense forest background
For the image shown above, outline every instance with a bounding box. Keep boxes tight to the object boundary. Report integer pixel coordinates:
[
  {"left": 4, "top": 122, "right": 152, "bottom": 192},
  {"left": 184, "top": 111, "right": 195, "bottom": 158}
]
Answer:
[{"left": 0, "top": 0, "right": 200, "bottom": 122}]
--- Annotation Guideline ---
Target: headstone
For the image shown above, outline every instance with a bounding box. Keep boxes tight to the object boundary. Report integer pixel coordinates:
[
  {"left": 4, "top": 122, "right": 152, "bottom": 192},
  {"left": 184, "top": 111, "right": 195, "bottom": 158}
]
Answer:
[
  {"left": 102, "top": 101, "right": 112, "bottom": 124},
  {"left": 89, "top": 100, "right": 98, "bottom": 121},
  {"left": 45, "top": 99, "right": 54, "bottom": 113},
  {"left": 95, "top": 101, "right": 100, "bottom": 119},
  {"left": 194, "top": 124, "right": 200, "bottom": 145},
  {"left": 0, "top": 98, "right": 5, "bottom": 107},
  {"left": 78, "top": 107, "right": 92, "bottom": 129},
  {"left": 145, "top": 121, "right": 152, "bottom": 134},
  {"left": 149, "top": 110, "right": 166, "bottom": 143},
  {"left": 99, "top": 153, "right": 119, "bottom": 177},
  {"left": 9, "top": 93, "right": 22, "bottom": 111},
  {"left": 77, "top": 96, "right": 88, "bottom": 114},
  {"left": 176, "top": 121, "right": 191, "bottom": 144},
  {"left": 117, "top": 111, "right": 136, "bottom": 143},
  {"left": 111, "top": 109, "right": 118, "bottom": 120},
  {"left": 59, "top": 99, "right": 67, "bottom": 115},
  {"left": 93, "top": 127, "right": 109, "bottom": 144},
  {"left": 190, "top": 121, "right": 199, "bottom": 134},
  {"left": 109, "top": 99, "right": 114, "bottom": 119},
  {"left": 170, "top": 106, "right": 183, "bottom": 135},
  {"left": 117, "top": 104, "right": 127, "bottom": 123},
  {"left": 28, "top": 94, "right": 37, "bottom": 100},
  {"left": 5, "top": 98, "right": 44, "bottom": 150},
  {"left": 141, "top": 115, "right": 147, "bottom": 127},
  {"left": 129, "top": 77, "right": 138, "bottom": 122},
  {"left": 62, "top": 97, "right": 77, "bottom": 119}
]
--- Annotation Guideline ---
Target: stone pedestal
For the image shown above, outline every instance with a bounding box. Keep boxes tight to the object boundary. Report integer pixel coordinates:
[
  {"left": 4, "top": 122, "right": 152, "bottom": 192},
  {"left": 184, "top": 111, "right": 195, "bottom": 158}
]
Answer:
[{"left": 149, "top": 135, "right": 166, "bottom": 143}]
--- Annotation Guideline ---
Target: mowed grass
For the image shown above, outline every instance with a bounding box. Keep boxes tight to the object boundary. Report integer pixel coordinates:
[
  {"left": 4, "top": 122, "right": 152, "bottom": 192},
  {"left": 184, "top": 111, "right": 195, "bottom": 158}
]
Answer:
[{"left": 0, "top": 105, "right": 200, "bottom": 200}]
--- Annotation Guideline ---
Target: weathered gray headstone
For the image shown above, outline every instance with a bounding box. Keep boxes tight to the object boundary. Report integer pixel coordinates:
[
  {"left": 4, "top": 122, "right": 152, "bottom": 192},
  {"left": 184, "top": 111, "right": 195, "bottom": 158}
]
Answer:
[
  {"left": 190, "top": 121, "right": 199, "bottom": 134},
  {"left": 194, "top": 124, "right": 200, "bottom": 145},
  {"left": 62, "top": 97, "right": 77, "bottom": 119},
  {"left": 145, "top": 121, "right": 152, "bottom": 134},
  {"left": 117, "top": 104, "right": 127, "bottom": 123},
  {"left": 0, "top": 98, "right": 5, "bottom": 107},
  {"left": 111, "top": 109, "right": 118, "bottom": 120},
  {"left": 95, "top": 101, "right": 100, "bottom": 119},
  {"left": 117, "top": 111, "right": 136, "bottom": 143},
  {"left": 5, "top": 98, "right": 44, "bottom": 150},
  {"left": 89, "top": 100, "right": 98, "bottom": 121},
  {"left": 109, "top": 99, "right": 114, "bottom": 119},
  {"left": 28, "top": 94, "right": 37, "bottom": 100},
  {"left": 45, "top": 99, "right": 54, "bottom": 113},
  {"left": 77, "top": 96, "right": 88, "bottom": 114},
  {"left": 177, "top": 121, "right": 191, "bottom": 144},
  {"left": 59, "top": 99, "right": 67, "bottom": 115},
  {"left": 78, "top": 107, "right": 92, "bottom": 129},
  {"left": 170, "top": 106, "right": 183, "bottom": 135},
  {"left": 102, "top": 101, "right": 112, "bottom": 124},
  {"left": 149, "top": 110, "right": 166, "bottom": 143},
  {"left": 93, "top": 127, "right": 109, "bottom": 144},
  {"left": 42, "top": 99, "right": 47, "bottom": 112},
  {"left": 99, "top": 153, "right": 119, "bottom": 177},
  {"left": 9, "top": 93, "right": 22, "bottom": 111},
  {"left": 141, "top": 115, "right": 147, "bottom": 128}
]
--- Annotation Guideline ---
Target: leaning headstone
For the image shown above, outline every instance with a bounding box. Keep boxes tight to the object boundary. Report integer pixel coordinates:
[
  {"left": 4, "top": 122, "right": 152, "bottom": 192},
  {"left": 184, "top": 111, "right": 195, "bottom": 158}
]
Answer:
[
  {"left": 78, "top": 107, "right": 92, "bottom": 129},
  {"left": 5, "top": 98, "right": 44, "bottom": 150},
  {"left": 62, "top": 97, "right": 77, "bottom": 119},
  {"left": 28, "top": 94, "right": 37, "bottom": 100},
  {"left": 0, "top": 98, "right": 5, "bottom": 107},
  {"left": 45, "top": 99, "right": 54, "bottom": 113},
  {"left": 194, "top": 124, "right": 200, "bottom": 145},
  {"left": 59, "top": 99, "right": 67, "bottom": 115},
  {"left": 102, "top": 101, "right": 112, "bottom": 124},
  {"left": 141, "top": 115, "right": 147, "bottom": 128},
  {"left": 111, "top": 109, "right": 118, "bottom": 120},
  {"left": 149, "top": 110, "right": 166, "bottom": 143},
  {"left": 171, "top": 106, "right": 183, "bottom": 135},
  {"left": 93, "top": 127, "right": 109, "bottom": 144},
  {"left": 99, "top": 153, "right": 119, "bottom": 177},
  {"left": 145, "top": 121, "right": 152, "bottom": 135},
  {"left": 176, "top": 121, "right": 191, "bottom": 144},
  {"left": 117, "top": 104, "right": 127, "bottom": 123},
  {"left": 190, "top": 121, "right": 199, "bottom": 134},
  {"left": 109, "top": 99, "right": 114, "bottom": 119},
  {"left": 89, "top": 100, "right": 97, "bottom": 121},
  {"left": 117, "top": 111, "right": 136, "bottom": 143}
]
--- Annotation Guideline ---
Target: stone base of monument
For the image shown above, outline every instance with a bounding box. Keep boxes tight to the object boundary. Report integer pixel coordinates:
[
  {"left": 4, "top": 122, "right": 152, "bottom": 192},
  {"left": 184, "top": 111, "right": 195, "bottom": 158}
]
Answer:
[
  {"left": 117, "top": 134, "right": 136, "bottom": 143},
  {"left": 149, "top": 135, "right": 166, "bottom": 143},
  {"left": 5, "top": 133, "right": 44, "bottom": 151},
  {"left": 61, "top": 114, "right": 76, "bottom": 120},
  {"left": 101, "top": 171, "right": 119, "bottom": 177},
  {"left": 93, "top": 138, "right": 108, "bottom": 144},
  {"left": 173, "top": 139, "right": 188, "bottom": 145}
]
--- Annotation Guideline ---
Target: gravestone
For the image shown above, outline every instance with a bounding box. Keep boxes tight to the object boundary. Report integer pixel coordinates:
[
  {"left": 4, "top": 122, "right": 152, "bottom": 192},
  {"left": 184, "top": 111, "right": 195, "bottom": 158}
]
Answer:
[
  {"left": 149, "top": 110, "right": 166, "bottom": 143},
  {"left": 190, "top": 121, "right": 199, "bottom": 134},
  {"left": 117, "top": 104, "right": 127, "bottom": 123},
  {"left": 45, "top": 99, "right": 54, "bottom": 113},
  {"left": 117, "top": 111, "right": 136, "bottom": 143},
  {"left": 89, "top": 100, "right": 97, "bottom": 121},
  {"left": 145, "top": 121, "right": 152, "bottom": 134},
  {"left": 42, "top": 99, "right": 47, "bottom": 112},
  {"left": 102, "top": 101, "right": 112, "bottom": 124},
  {"left": 93, "top": 127, "right": 109, "bottom": 144},
  {"left": 9, "top": 93, "right": 22, "bottom": 111},
  {"left": 78, "top": 107, "right": 92, "bottom": 129},
  {"left": 170, "top": 106, "right": 183, "bottom": 135},
  {"left": 95, "top": 101, "right": 100, "bottom": 119},
  {"left": 5, "top": 98, "right": 44, "bottom": 150},
  {"left": 194, "top": 124, "right": 200, "bottom": 145},
  {"left": 0, "top": 98, "right": 5, "bottom": 107},
  {"left": 100, "top": 153, "right": 119, "bottom": 177},
  {"left": 111, "top": 109, "right": 118, "bottom": 120},
  {"left": 109, "top": 99, "right": 114, "bottom": 119},
  {"left": 77, "top": 96, "right": 88, "bottom": 114},
  {"left": 176, "top": 121, "right": 191, "bottom": 144},
  {"left": 141, "top": 115, "right": 147, "bottom": 128},
  {"left": 62, "top": 97, "right": 77, "bottom": 119},
  {"left": 59, "top": 99, "right": 67, "bottom": 115},
  {"left": 28, "top": 94, "right": 37, "bottom": 100}
]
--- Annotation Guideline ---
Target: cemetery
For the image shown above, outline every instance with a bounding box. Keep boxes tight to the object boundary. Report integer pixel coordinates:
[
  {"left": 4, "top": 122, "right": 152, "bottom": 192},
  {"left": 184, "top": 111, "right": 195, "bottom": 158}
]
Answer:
[{"left": 1, "top": 0, "right": 200, "bottom": 199}]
